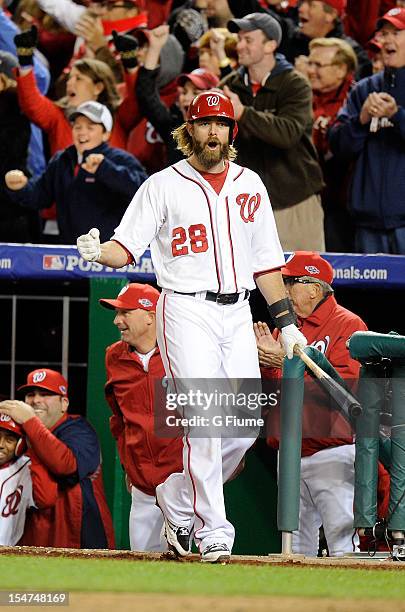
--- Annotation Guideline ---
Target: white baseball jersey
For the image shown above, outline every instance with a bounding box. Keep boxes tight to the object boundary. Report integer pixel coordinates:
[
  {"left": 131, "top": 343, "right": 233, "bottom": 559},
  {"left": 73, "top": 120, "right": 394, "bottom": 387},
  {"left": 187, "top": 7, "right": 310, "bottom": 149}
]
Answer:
[
  {"left": 112, "top": 159, "right": 285, "bottom": 293},
  {"left": 0, "top": 456, "right": 33, "bottom": 545}
]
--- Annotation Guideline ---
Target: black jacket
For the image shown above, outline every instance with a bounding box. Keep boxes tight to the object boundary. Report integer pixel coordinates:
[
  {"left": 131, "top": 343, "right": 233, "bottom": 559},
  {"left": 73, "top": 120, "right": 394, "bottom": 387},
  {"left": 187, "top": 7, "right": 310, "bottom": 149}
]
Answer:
[
  {"left": 7, "top": 142, "right": 148, "bottom": 244},
  {"left": 136, "top": 66, "right": 185, "bottom": 166},
  {"left": 222, "top": 56, "right": 324, "bottom": 209},
  {"left": 0, "top": 89, "right": 40, "bottom": 243}
]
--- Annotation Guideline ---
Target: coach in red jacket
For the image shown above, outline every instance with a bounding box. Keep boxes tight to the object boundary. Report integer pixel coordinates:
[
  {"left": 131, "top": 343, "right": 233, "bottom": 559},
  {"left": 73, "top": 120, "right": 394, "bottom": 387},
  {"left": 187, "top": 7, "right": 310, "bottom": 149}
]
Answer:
[
  {"left": 100, "top": 283, "right": 183, "bottom": 552},
  {"left": 256, "top": 251, "right": 367, "bottom": 557}
]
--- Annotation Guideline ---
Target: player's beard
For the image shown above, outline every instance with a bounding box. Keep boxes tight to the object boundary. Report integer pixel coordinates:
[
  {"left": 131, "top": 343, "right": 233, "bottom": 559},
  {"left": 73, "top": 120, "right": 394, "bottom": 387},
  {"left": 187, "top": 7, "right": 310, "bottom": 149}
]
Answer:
[{"left": 192, "top": 136, "right": 229, "bottom": 170}]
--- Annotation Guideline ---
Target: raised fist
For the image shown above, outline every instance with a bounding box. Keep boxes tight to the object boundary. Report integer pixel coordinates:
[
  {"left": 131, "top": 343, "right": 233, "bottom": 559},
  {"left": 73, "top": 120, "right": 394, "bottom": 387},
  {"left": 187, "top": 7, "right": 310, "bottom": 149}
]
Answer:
[
  {"left": 82, "top": 154, "right": 105, "bottom": 174},
  {"left": 148, "top": 25, "right": 170, "bottom": 50},
  {"left": 77, "top": 228, "right": 101, "bottom": 262},
  {"left": 5, "top": 170, "right": 28, "bottom": 191},
  {"left": 14, "top": 25, "right": 38, "bottom": 67}
]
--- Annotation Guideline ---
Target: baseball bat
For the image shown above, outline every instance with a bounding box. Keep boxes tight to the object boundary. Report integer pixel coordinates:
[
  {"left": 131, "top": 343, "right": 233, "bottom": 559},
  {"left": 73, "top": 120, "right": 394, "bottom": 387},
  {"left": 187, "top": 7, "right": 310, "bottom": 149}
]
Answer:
[{"left": 294, "top": 346, "right": 362, "bottom": 421}]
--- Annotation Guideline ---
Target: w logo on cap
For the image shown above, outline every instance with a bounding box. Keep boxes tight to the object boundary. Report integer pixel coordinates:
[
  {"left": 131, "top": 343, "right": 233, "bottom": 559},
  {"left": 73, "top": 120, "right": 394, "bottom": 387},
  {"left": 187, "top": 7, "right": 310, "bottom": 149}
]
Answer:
[
  {"left": 206, "top": 95, "right": 220, "bottom": 106},
  {"left": 32, "top": 371, "right": 47, "bottom": 383}
]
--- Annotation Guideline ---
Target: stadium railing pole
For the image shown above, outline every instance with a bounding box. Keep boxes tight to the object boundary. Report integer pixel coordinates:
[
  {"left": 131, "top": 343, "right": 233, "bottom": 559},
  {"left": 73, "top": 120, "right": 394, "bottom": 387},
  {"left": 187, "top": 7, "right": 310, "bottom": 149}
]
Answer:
[{"left": 277, "top": 355, "right": 305, "bottom": 544}]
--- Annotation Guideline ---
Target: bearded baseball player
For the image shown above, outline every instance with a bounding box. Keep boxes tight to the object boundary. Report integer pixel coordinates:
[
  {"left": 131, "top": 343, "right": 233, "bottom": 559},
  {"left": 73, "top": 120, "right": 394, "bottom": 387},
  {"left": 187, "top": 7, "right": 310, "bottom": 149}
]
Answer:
[{"left": 77, "top": 90, "right": 307, "bottom": 563}]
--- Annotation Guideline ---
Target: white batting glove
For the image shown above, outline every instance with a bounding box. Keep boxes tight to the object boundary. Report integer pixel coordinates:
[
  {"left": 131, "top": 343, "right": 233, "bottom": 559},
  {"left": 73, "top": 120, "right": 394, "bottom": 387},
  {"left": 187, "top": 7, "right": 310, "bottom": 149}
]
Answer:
[
  {"left": 77, "top": 228, "right": 101, "bottom": 262},
  {"left": 280, "top": 324, "right": 307, "bottom": 360}
]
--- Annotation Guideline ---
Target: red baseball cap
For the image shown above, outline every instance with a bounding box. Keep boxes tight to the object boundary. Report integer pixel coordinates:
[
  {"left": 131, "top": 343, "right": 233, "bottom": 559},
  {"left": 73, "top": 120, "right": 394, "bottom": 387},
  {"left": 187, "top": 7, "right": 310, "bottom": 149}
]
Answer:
[
  {"left": 0, "top": 414, "right": 24, "bottom": 438},
  {"left": 177, "top": 68, "right": 219, "bottom": 91},
  {"left": 322, "top": 0, "right": 346, "bottom": 17},
  {"left": 18, "top": 369, "right": 69, "bottom": 397},
  {"left": 281, "top": 251, "right": 334, "bottom": 285},
  {"left": 99, "top": 283, "right": 160, "bottom": 311},
  {"left": 378, "top": 8, "right": 405, "bottom": 31}
]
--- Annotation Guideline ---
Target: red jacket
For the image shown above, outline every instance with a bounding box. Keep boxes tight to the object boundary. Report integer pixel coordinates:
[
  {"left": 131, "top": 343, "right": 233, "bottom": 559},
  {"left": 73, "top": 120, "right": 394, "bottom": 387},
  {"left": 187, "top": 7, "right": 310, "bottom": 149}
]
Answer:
[
  {"left": 344, "top": 0, "right": 396, "bottom": 48},
  {"left": 105, "top": 341, "right": 183, "bottom": 497},
  {"left": 19, "top": 414, "right": 115, "bottom": 549},
  {"left": 265, "top": 295, "right": 368, "bottom": 456},
  {"left": 16, "top": 69, "right": 136, "bottom": 157},
  {"left": 312, "top": 76, "right": 354, "bottom": 217},
  {"left": 146, "top": 0, "right": 173, "bottom": 28},
  {"left": 312, "top": 76, "right": 353, "bottom": 158}
]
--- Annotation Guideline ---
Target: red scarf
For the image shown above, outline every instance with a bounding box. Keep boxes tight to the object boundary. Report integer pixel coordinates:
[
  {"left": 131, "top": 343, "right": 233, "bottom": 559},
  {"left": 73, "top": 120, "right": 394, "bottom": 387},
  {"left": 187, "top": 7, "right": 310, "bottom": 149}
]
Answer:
[
  {"left": 102, "top": 12, "right": 148, "bottom": 36},
  {"left": 312, "top": 75, "right": 354, "bottom": 156}
]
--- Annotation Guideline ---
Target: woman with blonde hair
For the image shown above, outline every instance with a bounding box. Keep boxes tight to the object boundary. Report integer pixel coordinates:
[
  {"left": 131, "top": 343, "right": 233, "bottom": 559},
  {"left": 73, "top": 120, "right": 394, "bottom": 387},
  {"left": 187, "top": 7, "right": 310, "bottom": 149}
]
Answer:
[{"left": 16, "top": 55, "right": 128, "bottom": 155}]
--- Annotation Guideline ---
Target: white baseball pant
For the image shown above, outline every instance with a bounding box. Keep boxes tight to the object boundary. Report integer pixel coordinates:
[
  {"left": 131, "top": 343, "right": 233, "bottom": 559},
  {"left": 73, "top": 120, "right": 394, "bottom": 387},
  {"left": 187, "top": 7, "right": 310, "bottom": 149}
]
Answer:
[
  {"left": 292, "top": 444, "right": 359, "bottom": 557},
  {"left": 155, "top": 291, "right": 261, "bottom": 552},
  {"left": 129, "top": 485, "right": 167, "bottom": 552}
]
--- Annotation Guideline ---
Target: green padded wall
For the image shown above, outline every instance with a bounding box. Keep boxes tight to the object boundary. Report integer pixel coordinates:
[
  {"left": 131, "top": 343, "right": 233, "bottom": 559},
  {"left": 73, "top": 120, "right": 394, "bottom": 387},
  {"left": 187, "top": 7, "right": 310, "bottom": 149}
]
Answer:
[
  {"left": 225, "top": 444, "right": 281, "bottom": 554},
  {"left": 86, "top": 277, "right": 130, "bottom": 550}
]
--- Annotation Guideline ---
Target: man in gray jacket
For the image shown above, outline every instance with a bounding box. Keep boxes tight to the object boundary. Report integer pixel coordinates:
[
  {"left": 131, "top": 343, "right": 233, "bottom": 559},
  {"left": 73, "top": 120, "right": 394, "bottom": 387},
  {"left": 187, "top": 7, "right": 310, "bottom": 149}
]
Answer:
[{"left": 223, "top": 12, "right": 324, "bottom": 251}]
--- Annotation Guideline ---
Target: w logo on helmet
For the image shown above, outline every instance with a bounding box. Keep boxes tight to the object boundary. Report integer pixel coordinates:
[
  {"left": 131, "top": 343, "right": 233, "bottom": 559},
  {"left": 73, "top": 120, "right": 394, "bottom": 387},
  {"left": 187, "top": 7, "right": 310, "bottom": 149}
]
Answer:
[
  {"left": 32, "top": 371, "right": 47, "bottom": 384},
  {"left": 206, "top": 95, "right": 220, "bottom": 107}
]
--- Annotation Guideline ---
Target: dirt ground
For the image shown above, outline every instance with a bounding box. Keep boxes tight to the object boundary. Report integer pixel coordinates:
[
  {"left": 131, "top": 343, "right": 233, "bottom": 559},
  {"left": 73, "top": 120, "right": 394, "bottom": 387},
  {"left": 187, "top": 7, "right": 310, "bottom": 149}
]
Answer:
[
  {"left": 63, "top": 594, "right": 405, "bottom": 612},
  {"left": 1, "top": 546, "right": 404, "bottom": 569}
]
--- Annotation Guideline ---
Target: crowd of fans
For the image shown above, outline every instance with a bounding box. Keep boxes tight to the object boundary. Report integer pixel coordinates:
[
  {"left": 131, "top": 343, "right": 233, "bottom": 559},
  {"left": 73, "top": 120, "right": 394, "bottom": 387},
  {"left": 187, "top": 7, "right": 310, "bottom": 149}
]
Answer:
[{"left": 1, "top": 0, "right": 405, "bottom": 253}]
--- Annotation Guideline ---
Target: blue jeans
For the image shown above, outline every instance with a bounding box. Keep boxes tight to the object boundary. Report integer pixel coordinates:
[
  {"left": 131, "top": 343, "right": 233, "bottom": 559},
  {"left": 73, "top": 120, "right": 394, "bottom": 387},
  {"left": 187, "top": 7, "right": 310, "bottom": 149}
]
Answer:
[{"left": 355, "top": 227, "right": 405, "bottom": 254}]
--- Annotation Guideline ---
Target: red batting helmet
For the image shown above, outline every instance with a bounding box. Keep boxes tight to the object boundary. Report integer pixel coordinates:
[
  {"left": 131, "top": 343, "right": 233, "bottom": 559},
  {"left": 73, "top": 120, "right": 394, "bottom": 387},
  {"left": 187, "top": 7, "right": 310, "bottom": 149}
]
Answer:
[
  {"left": 187, "top": 90, "right": 238, "bottom": 143},
  {"left": 0, "top": 414, "right": 27, "bottom": 457}
]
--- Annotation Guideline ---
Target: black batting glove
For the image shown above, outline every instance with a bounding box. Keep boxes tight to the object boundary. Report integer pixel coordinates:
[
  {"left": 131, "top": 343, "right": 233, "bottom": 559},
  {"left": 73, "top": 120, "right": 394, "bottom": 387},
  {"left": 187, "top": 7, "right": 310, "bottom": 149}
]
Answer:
[
  {"left": 112, "top": 30, "right": 139, "bottom": 70},
  {"left": 14, "top": 25, "right": 38, "bottom": 67}
]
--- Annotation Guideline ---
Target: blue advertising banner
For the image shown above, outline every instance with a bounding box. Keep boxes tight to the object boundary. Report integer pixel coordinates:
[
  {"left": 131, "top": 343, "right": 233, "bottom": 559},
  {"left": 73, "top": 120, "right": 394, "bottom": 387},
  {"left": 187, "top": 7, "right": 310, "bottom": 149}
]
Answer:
[
  {"left": 0, "top": 244, "right": 404, "bottom": 288},
  {"left": 0, "top": 244, "right": 154, "bottom": 281}
]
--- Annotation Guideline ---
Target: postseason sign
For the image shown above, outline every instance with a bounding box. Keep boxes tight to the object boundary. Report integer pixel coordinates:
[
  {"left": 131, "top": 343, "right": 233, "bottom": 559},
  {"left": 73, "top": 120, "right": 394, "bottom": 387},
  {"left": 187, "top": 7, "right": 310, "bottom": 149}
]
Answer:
[
  {"left": 0, "top": 244, "right": 404, "bottom": 288},
  {"left": 0, "top": 244, "right": 155, "bottom": 281}
]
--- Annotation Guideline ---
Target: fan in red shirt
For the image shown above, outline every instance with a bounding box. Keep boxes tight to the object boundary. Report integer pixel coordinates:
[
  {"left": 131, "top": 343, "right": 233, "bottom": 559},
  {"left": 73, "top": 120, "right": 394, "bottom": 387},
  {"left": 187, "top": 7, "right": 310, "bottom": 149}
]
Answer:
[
  {"left": 0, "top": 369, "right": 115, "bottom": 549},
  {"left": 255, "top": 251, "right": 367, "bottom": 557},
  {"left": 100, "top": 283, "right": 183, "bottom": 551}
]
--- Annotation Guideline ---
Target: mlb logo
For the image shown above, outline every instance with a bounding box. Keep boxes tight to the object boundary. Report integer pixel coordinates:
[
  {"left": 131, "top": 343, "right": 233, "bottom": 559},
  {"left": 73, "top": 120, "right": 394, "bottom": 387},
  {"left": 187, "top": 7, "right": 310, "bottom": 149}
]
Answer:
[{"left": 43, "top": 255, "right": 66, "bottom": 270}]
